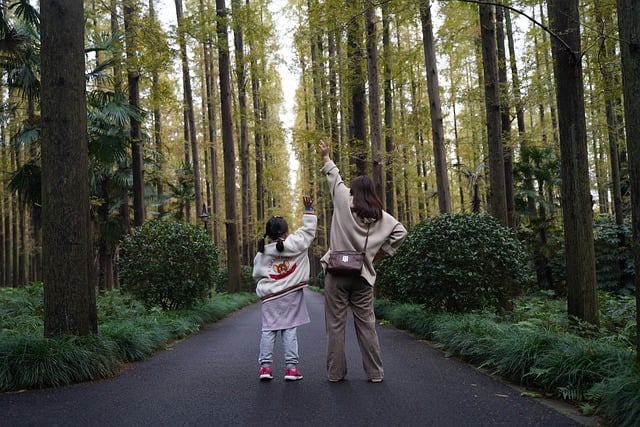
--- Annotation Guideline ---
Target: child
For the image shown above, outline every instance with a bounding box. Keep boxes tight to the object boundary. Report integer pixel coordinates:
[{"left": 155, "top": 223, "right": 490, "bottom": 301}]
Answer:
[{"left": 253, "top": 196, "right": 317, "bottom": 381}]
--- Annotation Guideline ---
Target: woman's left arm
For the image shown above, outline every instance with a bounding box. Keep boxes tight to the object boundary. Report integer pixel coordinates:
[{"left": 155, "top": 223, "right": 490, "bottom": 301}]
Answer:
[{"left": 380, "top": 218, "right": 408, "bottom": 256}]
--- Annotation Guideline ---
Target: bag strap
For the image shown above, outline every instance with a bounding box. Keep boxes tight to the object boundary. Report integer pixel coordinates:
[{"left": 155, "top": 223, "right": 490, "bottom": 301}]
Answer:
[{"left": 363, "top": 224, "right": 370, "bottom": 252}]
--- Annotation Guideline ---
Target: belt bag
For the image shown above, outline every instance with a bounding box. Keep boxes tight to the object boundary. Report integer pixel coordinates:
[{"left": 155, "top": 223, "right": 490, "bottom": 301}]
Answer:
[{"left": 326, "top": 224, "right": 370, "bottom": 275}]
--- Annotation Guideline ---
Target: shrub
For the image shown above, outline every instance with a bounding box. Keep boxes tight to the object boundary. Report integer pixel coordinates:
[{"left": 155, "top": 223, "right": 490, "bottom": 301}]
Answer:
[
  {"left": 214, "top": 265, "right": 255, "bottom": 293},
  {"left": 593, "top": 215, "right": 634, "bottom": 294},
  {"left": 119, "top": 219, "right": 218, "bottom": 310},
  {"left": 538, "top": 215, "right": 634, "bottom": 295},
  {"left": 377, "top": 213, "right": 533, "bottom": 312}
]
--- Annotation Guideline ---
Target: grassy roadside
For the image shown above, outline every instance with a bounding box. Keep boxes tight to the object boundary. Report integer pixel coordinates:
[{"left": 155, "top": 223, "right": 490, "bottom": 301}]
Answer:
[
  {"left": 373, "top": 298, "right": 640, "bottom": 427},
  {"left": 0, "top": 284, "right": 257, "bottom": 392}
]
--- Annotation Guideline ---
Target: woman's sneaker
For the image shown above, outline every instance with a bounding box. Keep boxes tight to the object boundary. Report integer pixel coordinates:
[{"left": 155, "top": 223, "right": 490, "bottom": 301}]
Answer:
[
  {"left": 258, "top": 366, "right": 273, "bottom": 381},
  {"left": 284, "top": 367, "right": 303, "bottom": 381}
]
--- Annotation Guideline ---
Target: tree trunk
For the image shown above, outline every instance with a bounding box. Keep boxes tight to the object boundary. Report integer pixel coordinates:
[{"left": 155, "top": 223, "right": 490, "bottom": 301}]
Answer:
[
  {"left": 419, "top": 0, "right": 451, "bottom": 214},
  {"left": 505, "top": 9, "right": 534, "bottom": 216},
  {"left": 250, "top": 56, "right": 264, "bottom": 225},
  {"left": 328, "top": 28, "right": 340, "bottom": 166},
  {"left": 232, "top": 0, "right": 252, "bottom": 265},
  {"left": 381, "top": 3, "right": 395, "bottom": 216},
  {"left": 364, "top": 0, "right": 384, "bottom": 201},
  {"left": 175, "top": 0, "right": 204, "bottom": 224},
  {"left": 346, "top": 0, "right": 367, "bottom": 176},
  {"left": 41, "top": 0, "right": 96, "bottom": 336},
  {"left": 479, "top": 4, "right": 508, "bottom": 226},
  {"left": 149, "top": 0, "right": 165, "bottom": 217},
  {"left": 123, "top": 1, "right": 145, "bottom": 226},
  {"left": 548, "top": 0, "right": 599, "bottom": 325},
  {"left": 616, "top": 0, "right": 640, "bottom": 363},
  {"left": 596, "top": 7, "right": 626, "bottom": 284},
  {"left": 495, "top": 4, "right": 515, "bottom": 228},
  {"left": 216, "top": 0, "right": 241, "bottom": 292},
  {"left": 199, "top": 0, "right": 221, "bottom": 246}
]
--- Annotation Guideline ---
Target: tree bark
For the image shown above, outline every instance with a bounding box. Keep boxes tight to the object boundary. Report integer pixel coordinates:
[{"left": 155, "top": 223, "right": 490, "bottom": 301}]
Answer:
[
  {"left": 199, "top": 0, "right": 221, "bottom": 246},
  {"left": 216, "top": 0, "right": 241, "bottom": 292},
  {"left": 419, "top": 0, "right": 451, "bottom": 214},
  {"left": 479, "top": 4, "right": 508, "bottom": 226},
  {"left": 175, "top": 0, "right": 204, "bottom": 223},
  {"left": 41, "top": 0, "right": 96, "bottom": 336},
  {"left": 346, "top": 0, "right": 367, "bottom": 176},
  {"left": 123, "top": 1, "right": 145, "bottom": 226},
  {"left": 548, "top": 0, "right": 599, "bottom": 325},
  {"left": 364, "top": 0, "right": 384, "bottom": 201},
  {"left": 616, "top": 0, "right": 640, "bottom": 362},
  {"left": 495, "top": 4, "right": 515, "bottom": 228},
  {"left": 381, "top": 3, "right": 395, "bottom": 216},
  {"left": 231, "top": 0, "right": 252, "bottom": 264}
]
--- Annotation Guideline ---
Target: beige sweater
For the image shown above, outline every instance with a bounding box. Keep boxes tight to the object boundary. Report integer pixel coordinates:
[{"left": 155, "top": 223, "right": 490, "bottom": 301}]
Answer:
[{"left": 320, "top": 160, "right": 407, "bottom": 286}]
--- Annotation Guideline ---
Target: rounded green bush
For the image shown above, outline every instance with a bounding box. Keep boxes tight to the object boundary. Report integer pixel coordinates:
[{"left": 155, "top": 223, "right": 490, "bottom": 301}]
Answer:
[
  {"left": 119, "top": 219, "right": 218, "bottom": 310},
  {"left": 377, "top": 213, "right": 533, "bottom": 312}
]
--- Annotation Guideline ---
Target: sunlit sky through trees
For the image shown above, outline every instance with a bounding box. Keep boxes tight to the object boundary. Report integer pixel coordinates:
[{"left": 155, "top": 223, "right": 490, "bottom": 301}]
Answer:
[{"left": 156, "top": 0, "right": 300, "bottom": 191}]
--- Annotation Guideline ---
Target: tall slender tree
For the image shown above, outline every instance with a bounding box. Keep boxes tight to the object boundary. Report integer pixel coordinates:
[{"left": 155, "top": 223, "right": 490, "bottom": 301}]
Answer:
[
  {"left": 364, "top": 0, "right": 384, "bottom": 201},
  {"left": 617, "top": 0, "right": 640, "bottom": 362},
  {"left": 216, "top": 0, "right": 241, "bottom": 292},
  {"left": 479, "top": 3, "right": 507, "bottom": 226},
  {"left": 419, "top": 0, "right": 451, "bottom": 214},
  {"left": 232, "top": 0, "right": 252, "bottom": 264},
  {"left": 41, "top": 0, "right": 96, "bottom": 336},
  {"left": 381, "top": 2, "right": 395, "bottom": 215},
  {"left": 548, "top": 0, "right": 598, "bottom": 325},
  {"left": 123, "top": 0, "right": 145, "bottom": 226},
  {"left": 346, "top": 0, "right": 367, "bottom": 175},
  {"left": 495, "top": 4, "right": 515, "bottom": 228},
  {"left": 175, "top": 0, "right": 204, "bottom": 222}
]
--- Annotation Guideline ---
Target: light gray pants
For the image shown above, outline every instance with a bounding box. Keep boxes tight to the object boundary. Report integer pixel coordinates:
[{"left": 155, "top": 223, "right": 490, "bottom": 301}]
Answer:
[
  {"left": 324, "top": 273, "right": 384, "bottom": 381},
  {"left": 258, "top": 328, "right": 299, "bottom": 368}
]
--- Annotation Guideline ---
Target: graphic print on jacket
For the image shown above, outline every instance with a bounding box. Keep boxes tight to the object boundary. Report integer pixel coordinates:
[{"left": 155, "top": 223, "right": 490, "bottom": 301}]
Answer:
[{"left": 269, "top": 257, "right": 297, "bottom": 280}]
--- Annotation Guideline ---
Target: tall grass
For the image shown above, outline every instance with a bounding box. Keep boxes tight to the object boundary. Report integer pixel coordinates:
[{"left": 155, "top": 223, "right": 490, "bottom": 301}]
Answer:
[
  {"left": 0, "top": 284, "right": 257, "bottom": 392},
  {"left": 374, "top": 296, "right": 638, "bottom": 426}
]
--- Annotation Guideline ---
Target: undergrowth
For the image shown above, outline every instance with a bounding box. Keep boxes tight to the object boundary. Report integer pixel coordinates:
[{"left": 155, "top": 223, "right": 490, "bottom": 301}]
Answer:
[
  {"left": 0, "top": 284, "right": 257, "bottom": 392},
  {"left": 374, "top": 294, "right": 638, "bottom": 427}
]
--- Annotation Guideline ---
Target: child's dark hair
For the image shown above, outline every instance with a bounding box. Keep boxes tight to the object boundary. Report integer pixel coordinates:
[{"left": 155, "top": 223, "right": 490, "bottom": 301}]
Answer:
[{"left": 257, "top": 216, "right": 289, "bottom": 253}]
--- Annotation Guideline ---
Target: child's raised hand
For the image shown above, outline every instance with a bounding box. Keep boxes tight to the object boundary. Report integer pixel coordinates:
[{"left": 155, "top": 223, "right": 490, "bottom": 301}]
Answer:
[{"left": 303, "top": 196, "right": 314, "bottom": 211}]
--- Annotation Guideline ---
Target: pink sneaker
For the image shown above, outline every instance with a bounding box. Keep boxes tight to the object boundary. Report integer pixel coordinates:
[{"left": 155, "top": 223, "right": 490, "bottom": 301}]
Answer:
[
  {"left": 284, "top": 367, "right": 303, "bottom": 381},
  {"left": 259, "top": 366, "right": 273, "bottom": 381}
]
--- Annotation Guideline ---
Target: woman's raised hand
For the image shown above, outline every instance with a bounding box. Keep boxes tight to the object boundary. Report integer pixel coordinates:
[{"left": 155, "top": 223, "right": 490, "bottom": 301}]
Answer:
[{"left": 319, "top": 139, "right": 331, "bottom": 162}]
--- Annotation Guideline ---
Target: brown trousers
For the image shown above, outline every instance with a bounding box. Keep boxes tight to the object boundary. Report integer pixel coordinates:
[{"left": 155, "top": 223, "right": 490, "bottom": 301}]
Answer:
[{"left": 324, "top": 273, "right": 384, "bottom": 381}]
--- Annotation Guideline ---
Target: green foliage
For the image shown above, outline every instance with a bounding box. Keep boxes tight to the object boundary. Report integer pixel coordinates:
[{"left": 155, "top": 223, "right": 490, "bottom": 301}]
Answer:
[
  {"left": 0, "top": 283, "right": 44, "bottom": 335},
  {"left": 590, "top": 365, "right": 640, "bottom": 427},
  {"left": 592, "top": 215, "right": 634, "bottom": 294},
  {"left": 214, "top": 265, "right": 255, "bottom": 293},
  {"left": 536, "top": 215, "right": 635, "bottom": 294},
  {"left": 377, "top": 213, "right": 533, "bottom": 312},
  {"left": 119, "top": 219, "right": 218, "bottom": 310},
  {"left": 0, "top": 334, "right": 121, "bottom": 390},
  {"left": 0, "top": 283, "right": 257, "bottom": 392},
  {"left": 526, "top": 336, "right": 631, "bottom": 401},
  {"left": 374, "top": 295, "right": 637, "bottom": 426}
]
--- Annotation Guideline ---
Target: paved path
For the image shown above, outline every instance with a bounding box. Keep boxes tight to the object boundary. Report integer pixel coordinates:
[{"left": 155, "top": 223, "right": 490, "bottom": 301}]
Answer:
[{"left": 1, "top": 290, "right": 594, "bottom": 427}]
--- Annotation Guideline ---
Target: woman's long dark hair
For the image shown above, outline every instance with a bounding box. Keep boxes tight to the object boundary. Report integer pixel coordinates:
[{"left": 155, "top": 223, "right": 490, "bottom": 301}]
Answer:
[
  {"left": 257, "top": 216, "right": 289, "bottom": 252},
  {"left": 350, "top": 176, "right": 383, "bottom": 221}
]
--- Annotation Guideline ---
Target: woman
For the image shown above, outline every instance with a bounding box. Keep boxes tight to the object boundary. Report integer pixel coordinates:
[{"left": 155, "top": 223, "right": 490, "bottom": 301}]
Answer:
[{"left": 319, "top": 140, "right": 407, "bottom": 383}]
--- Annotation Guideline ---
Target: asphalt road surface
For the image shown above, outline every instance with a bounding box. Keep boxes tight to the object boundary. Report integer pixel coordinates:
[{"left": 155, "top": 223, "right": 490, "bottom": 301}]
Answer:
[{"left": 1, "top": 290, "right": 596, "bottom": 427}]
